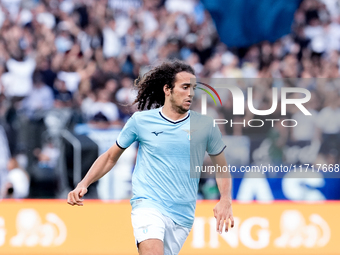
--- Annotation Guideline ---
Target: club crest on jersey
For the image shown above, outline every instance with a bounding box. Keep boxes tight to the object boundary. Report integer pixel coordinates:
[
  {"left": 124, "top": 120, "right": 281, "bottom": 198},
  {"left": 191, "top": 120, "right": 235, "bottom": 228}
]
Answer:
[{"left": 182, "top": 129, "right": 195, "bottom": 140}]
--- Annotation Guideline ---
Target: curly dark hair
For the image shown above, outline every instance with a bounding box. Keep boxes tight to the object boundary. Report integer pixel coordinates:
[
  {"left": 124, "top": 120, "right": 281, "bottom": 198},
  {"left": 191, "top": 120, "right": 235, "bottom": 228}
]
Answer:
[{"left": 133, "top": 59, "right": 195, "bottom": 110}]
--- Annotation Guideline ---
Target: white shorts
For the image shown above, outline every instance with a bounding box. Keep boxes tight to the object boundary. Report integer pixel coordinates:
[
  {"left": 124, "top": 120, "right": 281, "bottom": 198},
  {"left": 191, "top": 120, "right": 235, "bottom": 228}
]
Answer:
[{"left": 131, "top": 208, "right": 190, "bottom": 255}]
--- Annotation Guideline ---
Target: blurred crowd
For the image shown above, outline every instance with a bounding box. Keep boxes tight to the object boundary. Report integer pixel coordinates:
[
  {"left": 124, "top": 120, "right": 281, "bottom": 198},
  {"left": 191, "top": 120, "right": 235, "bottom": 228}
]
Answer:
[{"left": 1, "top": 0, "right": 340, "bottom": 199}]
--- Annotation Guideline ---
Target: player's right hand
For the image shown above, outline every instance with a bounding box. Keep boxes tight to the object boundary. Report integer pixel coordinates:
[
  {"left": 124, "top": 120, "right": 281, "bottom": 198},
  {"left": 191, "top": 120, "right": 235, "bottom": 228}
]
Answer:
[{"left": 67, "top": 186, "right": 88, "bottom": 206}]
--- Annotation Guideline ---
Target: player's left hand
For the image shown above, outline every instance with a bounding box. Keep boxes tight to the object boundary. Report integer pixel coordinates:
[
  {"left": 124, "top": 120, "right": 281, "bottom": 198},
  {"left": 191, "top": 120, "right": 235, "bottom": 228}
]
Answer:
[{"left": 213, "top": 198, "right": 234, "bottom": 234}]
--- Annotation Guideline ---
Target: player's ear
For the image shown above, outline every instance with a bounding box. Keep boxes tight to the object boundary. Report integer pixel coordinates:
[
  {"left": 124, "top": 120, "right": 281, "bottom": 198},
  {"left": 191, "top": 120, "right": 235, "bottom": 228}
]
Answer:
[{"left": 164, "top": 84, "right": 171, "bottom": 96}]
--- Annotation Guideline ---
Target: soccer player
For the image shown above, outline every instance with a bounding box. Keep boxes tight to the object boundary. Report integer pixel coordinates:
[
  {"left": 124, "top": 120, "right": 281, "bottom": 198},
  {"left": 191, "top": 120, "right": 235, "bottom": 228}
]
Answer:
[{"left": 67, "top": 60, "right": 234, "bottom": 255}]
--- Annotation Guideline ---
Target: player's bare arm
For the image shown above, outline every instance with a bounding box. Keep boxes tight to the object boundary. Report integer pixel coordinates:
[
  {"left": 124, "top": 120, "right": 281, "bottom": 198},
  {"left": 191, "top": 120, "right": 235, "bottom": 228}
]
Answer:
[
  {"left": 67, "top": 143, "right": 125, "bottom": 206},
  {"left": 210, "top": 152, "right": 234, "bottom": 234}
]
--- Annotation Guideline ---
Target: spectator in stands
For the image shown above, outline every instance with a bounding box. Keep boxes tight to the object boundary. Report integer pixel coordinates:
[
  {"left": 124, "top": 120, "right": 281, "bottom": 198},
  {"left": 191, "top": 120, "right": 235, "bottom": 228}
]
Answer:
[
  {"left": 317, "top": 91, "right": 340, "bottom": 154},
  {"left": 291, "top": 91, "right": 320, "bottom": 144},
  {"left": 102, "top": 18, "right": 121, "bottom": 58},
  {"left": 54, "top": 79, "right": 73, "bottom": 108},
  {"left": 1, "top": 157, "right": 30, "bottom": 199},
  {"left": 21, "top": 71, "right": 54, "bottom": 120},
  {"left": 85, "top": 88, "right": 120, "bottom": 125},
  {"left": 0, "top": 124, "right": 10, "bottom": 195},
  {"left": 1, "top": 49, "right": 36, "bottom": 98}
]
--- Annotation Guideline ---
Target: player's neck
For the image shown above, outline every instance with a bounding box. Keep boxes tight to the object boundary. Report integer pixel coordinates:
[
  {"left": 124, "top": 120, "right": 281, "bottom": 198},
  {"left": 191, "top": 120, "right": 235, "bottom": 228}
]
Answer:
[{"left": 161, "top": 104, "right": 189, "bottom": 121}]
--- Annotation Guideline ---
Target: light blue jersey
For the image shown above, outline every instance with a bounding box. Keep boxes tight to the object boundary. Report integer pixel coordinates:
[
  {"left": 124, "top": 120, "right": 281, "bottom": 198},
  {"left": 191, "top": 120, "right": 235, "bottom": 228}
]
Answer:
[{"left": 116, "top": 108, "right": 226, "bottom": 228}]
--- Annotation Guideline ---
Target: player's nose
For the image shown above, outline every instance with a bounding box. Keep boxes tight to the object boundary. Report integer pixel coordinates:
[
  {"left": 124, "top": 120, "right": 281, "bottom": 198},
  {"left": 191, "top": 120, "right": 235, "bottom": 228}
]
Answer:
[{"left": 189, "top": 86, "right": 195, "bottom": 97}]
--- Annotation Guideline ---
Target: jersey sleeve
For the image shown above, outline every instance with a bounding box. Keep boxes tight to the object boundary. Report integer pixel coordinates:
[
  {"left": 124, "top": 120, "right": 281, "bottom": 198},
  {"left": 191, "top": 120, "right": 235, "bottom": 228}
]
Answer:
[
  {"left": 116, "top": 113, "right": 139, "bottom": 149},
  {"left": 206, "top": 121, "right": 226, "bottom": 156}
]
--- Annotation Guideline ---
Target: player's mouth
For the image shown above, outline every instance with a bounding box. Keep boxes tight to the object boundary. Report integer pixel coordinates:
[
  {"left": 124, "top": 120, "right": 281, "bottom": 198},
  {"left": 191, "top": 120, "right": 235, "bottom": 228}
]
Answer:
[{"left": 184, "top": 99, "right": 192, "bottom": 106}]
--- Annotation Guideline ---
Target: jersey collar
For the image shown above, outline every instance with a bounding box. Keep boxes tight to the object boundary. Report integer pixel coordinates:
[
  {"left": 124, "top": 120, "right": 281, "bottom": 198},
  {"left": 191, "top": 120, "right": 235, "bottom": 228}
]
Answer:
[{"left": 159, "top": 107, "right": 190, "bottom": 124}]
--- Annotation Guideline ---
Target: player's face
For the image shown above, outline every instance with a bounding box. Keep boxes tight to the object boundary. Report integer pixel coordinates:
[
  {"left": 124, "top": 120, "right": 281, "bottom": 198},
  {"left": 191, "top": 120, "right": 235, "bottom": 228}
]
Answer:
[{"left": 169, "top": 71, "right": 196, "bottom": 114}]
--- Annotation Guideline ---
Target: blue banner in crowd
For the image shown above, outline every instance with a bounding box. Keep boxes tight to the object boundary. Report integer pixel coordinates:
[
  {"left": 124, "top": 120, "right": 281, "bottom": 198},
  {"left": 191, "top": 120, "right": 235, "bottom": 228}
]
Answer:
[
  {"left": 232, "top": 176, "right": 340, "bottom": 201},
  {"left": 201, "top": 0, "right": 302, "bottom": 47}
]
